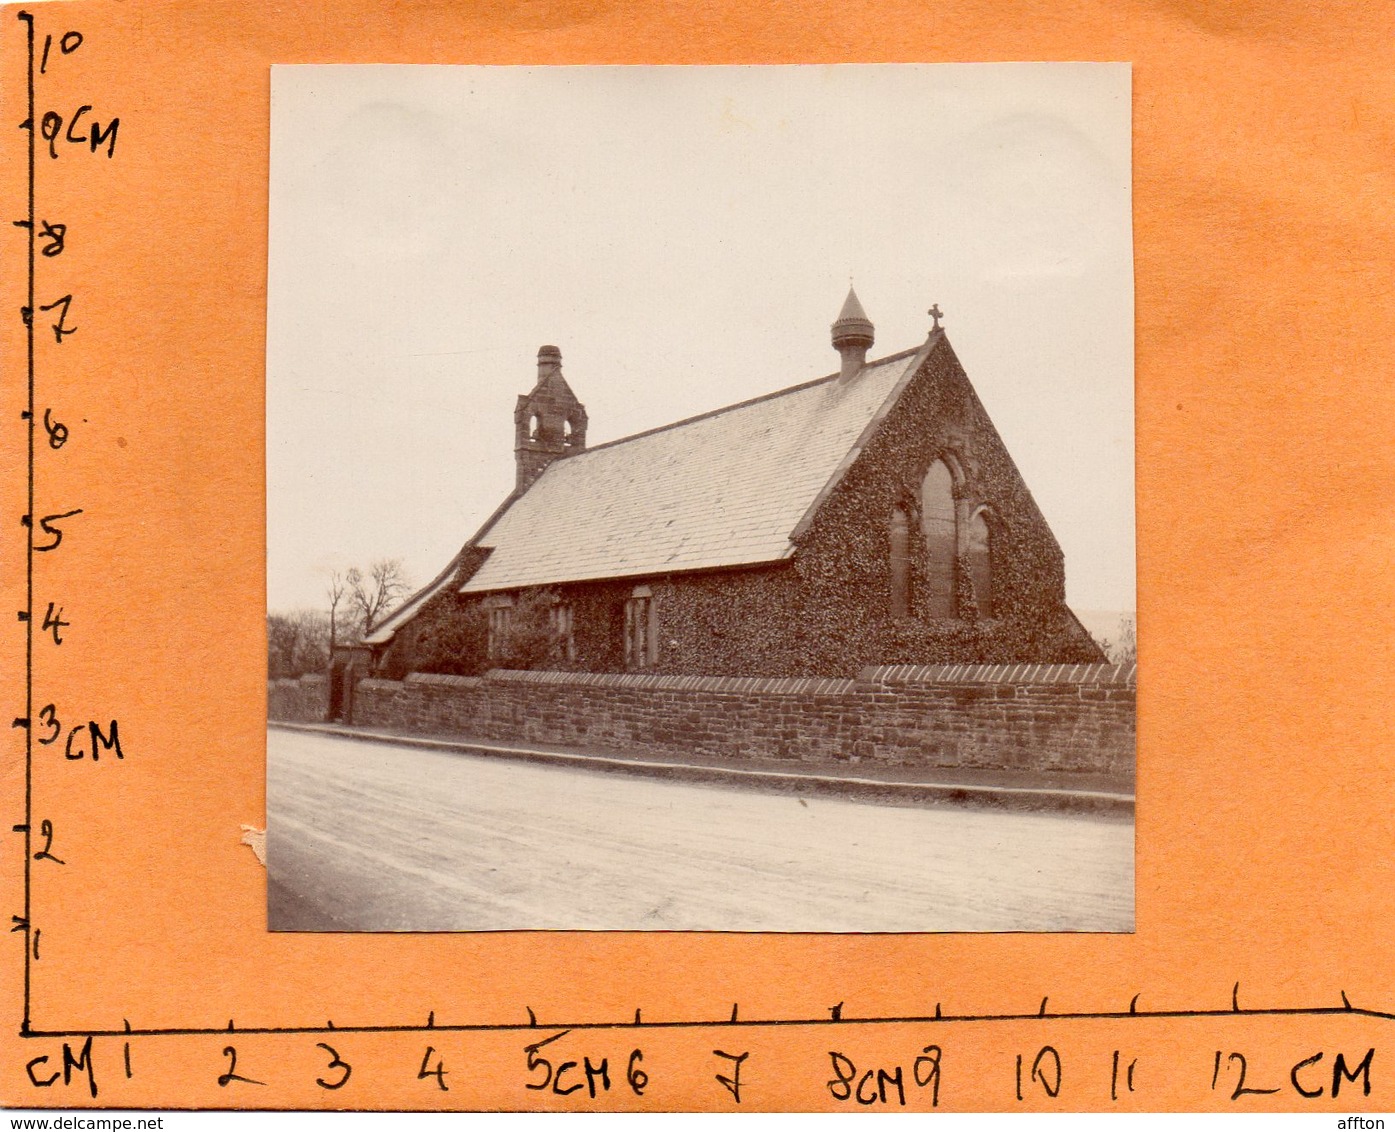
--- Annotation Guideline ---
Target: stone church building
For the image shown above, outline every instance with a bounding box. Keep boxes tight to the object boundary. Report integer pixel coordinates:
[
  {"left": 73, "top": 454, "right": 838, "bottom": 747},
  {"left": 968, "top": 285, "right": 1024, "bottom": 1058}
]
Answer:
[{"left": 364, "top": 291, "right": 1103, "bottom": 678}]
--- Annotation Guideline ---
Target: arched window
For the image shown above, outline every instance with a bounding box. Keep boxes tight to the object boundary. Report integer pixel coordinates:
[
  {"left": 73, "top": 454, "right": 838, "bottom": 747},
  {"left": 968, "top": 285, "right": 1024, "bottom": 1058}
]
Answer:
[
  {"left": 889, "top": 506, "right": 911, "bottom": 617},
  {"left": 565, "top": 409, "right": 587, "bottom": 448},
  {"left": 921, "top": 459, "right": 956, "bottom": 617},
  {"left": 967, "top": 509, "right": 993, "bottom": 618}
]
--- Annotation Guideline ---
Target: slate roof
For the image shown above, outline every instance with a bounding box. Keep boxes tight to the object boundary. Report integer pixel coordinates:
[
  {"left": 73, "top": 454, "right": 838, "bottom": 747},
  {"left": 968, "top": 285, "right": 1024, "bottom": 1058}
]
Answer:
[
  {"left": 365, "top": 336, "right": 937, "bottom": 643},
  {"left": 462, "top": 342, "right": 932, "bottom": 593}
]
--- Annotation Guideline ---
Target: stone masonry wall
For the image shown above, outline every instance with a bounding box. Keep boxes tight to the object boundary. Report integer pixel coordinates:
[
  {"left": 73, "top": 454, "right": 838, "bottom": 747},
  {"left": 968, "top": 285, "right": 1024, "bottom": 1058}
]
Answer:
[
  {"left": 272, "top": 663, "right": 1136, "bottom": 781},
  {"left": 268, "top": 674, "right": 327, "bottom": 723}
]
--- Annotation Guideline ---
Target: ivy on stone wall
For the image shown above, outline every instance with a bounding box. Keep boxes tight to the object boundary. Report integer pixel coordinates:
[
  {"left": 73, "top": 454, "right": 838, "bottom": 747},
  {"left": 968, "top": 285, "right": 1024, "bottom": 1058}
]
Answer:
[
  {"left": 492, "top": 589, "right": 568, "bottom": 670},
  {"left": 410, "top": 592, "right": 488, "bottom": 677}
]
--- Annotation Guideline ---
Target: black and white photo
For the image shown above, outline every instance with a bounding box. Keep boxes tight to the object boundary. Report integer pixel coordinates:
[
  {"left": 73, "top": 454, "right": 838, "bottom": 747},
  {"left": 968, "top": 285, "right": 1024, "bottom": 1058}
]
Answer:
[{"left": 266, "top": 63, "right": 1135, "bottom": 932}]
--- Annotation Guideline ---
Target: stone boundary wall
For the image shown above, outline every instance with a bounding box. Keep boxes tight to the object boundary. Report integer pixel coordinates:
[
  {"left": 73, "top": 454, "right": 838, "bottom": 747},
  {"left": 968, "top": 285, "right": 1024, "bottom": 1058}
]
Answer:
[
  {"left": 269, "top": 663, "right": 1135, "bottom": 780},
  {"left": 268, "top": 674, "right": 326, "bottom": 723}
]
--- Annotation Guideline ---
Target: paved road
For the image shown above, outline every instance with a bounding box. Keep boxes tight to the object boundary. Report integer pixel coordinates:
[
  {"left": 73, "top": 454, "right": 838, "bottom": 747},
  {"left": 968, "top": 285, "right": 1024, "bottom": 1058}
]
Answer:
[{"left": 267, "top": 729, "right": 1134, "bottom": 933}]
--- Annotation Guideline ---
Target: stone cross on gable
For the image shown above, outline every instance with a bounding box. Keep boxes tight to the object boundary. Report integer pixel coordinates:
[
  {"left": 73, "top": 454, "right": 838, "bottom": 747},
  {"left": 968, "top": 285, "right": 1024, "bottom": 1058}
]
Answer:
[{"left": 928, "top": 304, "right": 943, "bottom": 331}]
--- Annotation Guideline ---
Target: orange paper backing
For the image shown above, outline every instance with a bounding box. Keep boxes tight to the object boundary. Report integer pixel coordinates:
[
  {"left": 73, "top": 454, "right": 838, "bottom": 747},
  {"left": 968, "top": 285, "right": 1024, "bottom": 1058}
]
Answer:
[{"left": 0, "top": 0, "right": 1392, "bottom": 1112}]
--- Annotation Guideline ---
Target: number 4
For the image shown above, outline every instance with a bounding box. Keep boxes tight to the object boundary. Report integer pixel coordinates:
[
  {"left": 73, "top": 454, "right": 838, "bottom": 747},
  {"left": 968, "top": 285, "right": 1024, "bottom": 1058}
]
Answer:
[
  {"left": 418, "top": 1047, "right": 447, "bottom": 1091},
  {"left": 41, "top": 603, "right": 68, "bottom": 645}
]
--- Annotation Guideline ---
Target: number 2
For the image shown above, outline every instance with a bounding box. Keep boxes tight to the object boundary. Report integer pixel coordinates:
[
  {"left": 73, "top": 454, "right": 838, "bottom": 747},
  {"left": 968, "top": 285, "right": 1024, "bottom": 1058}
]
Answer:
[{"left": 218, "top": 1046, "right": 264, "bottom": 1087}]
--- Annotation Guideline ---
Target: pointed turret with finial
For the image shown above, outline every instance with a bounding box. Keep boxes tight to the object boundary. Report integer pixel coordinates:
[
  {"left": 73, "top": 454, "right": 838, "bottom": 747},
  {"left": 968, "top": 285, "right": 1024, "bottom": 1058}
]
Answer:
[{"left": 831, "top": 285, "right": 875, "bottom": 380}]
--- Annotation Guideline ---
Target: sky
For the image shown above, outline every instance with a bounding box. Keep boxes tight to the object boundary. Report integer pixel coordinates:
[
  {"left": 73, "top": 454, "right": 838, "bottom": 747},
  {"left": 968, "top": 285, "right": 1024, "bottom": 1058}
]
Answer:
[{"left": 267, "top": 63, "right": 1134, "bottom": 617}]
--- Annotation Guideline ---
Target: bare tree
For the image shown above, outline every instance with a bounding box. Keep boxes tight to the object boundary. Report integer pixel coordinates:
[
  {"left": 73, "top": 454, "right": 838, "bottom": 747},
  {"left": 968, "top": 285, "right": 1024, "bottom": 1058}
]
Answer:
[
  {"left": 1112, "top": 615, "right": 1137, "bottom": 665},
  {"left": 348, "top": 559, "right": 411, "bottom": 637},
  {"left": 267, "top": 608, "right": 335, "bottom": 678},
  {"left": 267, "top": 613, "right": 302, "bottom": 679},
  {"left": 326, "top": 569, "right": 348, "bottom": 649}
]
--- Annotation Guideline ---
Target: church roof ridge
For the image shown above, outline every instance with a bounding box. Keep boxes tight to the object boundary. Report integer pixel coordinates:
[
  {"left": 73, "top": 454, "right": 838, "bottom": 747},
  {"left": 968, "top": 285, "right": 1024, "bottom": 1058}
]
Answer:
[{"left": 570, "top": 342, "right": 929, "bottom": 461}]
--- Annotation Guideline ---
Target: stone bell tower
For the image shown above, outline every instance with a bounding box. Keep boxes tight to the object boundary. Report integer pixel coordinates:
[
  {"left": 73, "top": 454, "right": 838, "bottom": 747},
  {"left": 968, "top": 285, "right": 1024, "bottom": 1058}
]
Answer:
[{"left": 514, "top": 345, "right": 588, "bottom": 492}]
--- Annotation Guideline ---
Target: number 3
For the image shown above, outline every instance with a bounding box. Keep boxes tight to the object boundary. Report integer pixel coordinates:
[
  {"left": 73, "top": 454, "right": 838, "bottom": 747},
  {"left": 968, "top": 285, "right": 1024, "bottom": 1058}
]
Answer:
[{"left": 316, "top": 1043, "right": 351, "bottom": 1090}]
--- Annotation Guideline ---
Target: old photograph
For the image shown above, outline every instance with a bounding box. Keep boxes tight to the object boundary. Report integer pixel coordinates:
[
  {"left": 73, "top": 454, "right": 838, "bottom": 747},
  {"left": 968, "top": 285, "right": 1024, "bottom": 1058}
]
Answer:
[{"left": 265, "top": 63, "right": 1136, "bottom": 931}]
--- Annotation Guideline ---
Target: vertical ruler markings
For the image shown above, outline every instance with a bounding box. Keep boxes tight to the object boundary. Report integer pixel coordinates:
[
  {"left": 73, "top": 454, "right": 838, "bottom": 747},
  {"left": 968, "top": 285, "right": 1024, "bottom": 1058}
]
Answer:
[{"left": 18, "top": 7, "right": 35, "bottom": 1039}]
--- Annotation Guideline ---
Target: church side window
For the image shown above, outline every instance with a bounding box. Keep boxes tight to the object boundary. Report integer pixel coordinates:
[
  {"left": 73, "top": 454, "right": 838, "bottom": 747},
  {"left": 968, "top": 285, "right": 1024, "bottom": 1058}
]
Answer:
[
  {"left": 484, "top": 596, "right": 513, "bottom": 660},
  {"left": 921, "top": 459, "right": 957, "bottom": 617},
  {"left": 889, "top": 505, "right": 912, "bottom": 618},
  {"left": 967, "top": 509, "right": 993, "bottom": 618},
  {"left": 624, "top": 586, "right": 656, "bottom": 669},
  {"left": 550, "top": 601, "right": 576, "bottom": 662}
]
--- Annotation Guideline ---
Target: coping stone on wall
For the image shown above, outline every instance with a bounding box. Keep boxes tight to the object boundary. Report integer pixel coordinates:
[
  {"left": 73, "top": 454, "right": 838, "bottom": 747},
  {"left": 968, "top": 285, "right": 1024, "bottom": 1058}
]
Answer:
[
  {"left": 405, "top": 672, "right": 486, "bottom": 689},
  {"left": 858, "top": 662, "right": 1136, "bottom": 687},
  {"left": 358, "top": 678, "right": 405, "bottom": 692},
  {"left": 481, "top": 668, "right": 859, "bottom": 697}
]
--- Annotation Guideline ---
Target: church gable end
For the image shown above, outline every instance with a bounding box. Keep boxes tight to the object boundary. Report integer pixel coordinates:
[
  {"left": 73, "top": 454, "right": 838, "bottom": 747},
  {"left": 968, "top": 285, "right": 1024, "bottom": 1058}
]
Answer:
[{"left": 783, "top": 333, "right": 1103, "bottom": 668}]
